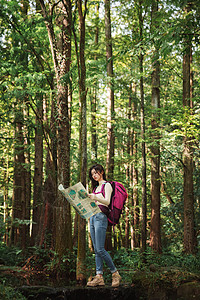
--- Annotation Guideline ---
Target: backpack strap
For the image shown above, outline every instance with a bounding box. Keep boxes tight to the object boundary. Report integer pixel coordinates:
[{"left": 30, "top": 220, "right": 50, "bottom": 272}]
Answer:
[
  {"left": 93, "top": 182, "right": 114, "bottom": 210},
  {"left": 93, "top": 182, "right": 110, "bottom": 216},
  {"left": 93, "top": 182, "right": 107, "bottom": 197}
]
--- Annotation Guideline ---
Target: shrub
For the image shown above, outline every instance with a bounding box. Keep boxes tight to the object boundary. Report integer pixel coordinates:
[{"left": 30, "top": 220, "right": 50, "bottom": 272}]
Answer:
[{"left": 0, "top": 284, "right": 26, "bottom": 300}]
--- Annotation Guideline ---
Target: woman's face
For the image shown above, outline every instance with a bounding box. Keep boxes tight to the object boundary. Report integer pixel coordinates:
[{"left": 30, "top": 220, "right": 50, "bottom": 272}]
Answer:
[{"left": 91, "top": 169, "right": 104, "bottom": 182}]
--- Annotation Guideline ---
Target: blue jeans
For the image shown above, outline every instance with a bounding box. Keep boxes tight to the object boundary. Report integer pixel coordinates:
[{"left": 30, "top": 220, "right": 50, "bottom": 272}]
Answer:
[{"left": 90, "top": 212, "right": 117, "bottom": 275}]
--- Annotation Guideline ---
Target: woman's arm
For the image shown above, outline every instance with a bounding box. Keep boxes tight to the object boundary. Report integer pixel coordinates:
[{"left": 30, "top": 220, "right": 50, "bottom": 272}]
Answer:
[{"left": 89, "top": 183, "right": 112, "bottom": 206}]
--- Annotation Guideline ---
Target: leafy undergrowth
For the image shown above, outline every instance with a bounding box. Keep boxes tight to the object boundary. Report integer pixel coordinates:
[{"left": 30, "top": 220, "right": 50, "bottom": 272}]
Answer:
[
  {"left": 132, "top": 266, "right": 200, "bottom": 289},
  {"left": 0, "top": 245, "right": 76, "bottom": 287},
  {"left": 0, "top": 284, "right": 26, "bottom": 300},
  {"left": 99, "top": 247, "right": 200, "bottom": 285},
  {"left": 0, "top": 244, "right": 200, "bottom": 290}
]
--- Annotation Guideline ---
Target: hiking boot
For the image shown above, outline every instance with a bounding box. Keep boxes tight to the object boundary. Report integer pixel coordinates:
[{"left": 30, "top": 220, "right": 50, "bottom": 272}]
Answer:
[
  {"left": 87, "top": 275, "right": 105, "bottom": 287},
  {"left": 112, "top": 271, "right": 121, "bottom": 287}
]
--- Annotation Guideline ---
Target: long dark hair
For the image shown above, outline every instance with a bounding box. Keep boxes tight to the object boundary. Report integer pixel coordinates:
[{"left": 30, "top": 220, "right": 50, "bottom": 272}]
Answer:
[{"left": 89, "top": 164, "right": 107, "bottom": 190}]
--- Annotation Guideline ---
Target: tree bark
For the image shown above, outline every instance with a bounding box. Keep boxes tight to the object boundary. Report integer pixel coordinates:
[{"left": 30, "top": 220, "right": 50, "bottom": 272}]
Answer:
[
  {"left": 76, "top": 0, "right": 87, "bottom": 284},
  {"left": 10, "top": 1, "right": 31, "bottom": 250},
  {"left": 104, "top": 0, "right": 114, "bottom": 252},
  {"left": 182, "top": 4, "right": 196, "bottom": 254},
  {"left": 11, "top": 111, "right": 26, "bottom": 247},
  {"left": 23, "top": 105, "right": 31, "bottom": 249},
  {"left": 56, "top": 0, "right": 72, "bottom": 254},
  {"left": 105, "top": 0, "right": 115, "bottom": 181},
  {"left": 39, "top": 0, "right": 73, "bottom": 254},
  {"left": 90, "top": 2, "right": 99, "bottom": 162},
  {"left": 125, "top": 88, "right": 132, "bottom": 250},
  {"left": 138, "top": 0, "right": 147, "bottom": 253},
  {"left": 3, "top": 157, "right": 9, "bottom": 245},
  {"left": 149, "top": 0, "right": 162, "bottom": 253},
  {"left": 31, "top": 96, "right": 43, "bottom": 246},
  {"left": 132, "top": 86, "right": 139, "bottom": 248}
]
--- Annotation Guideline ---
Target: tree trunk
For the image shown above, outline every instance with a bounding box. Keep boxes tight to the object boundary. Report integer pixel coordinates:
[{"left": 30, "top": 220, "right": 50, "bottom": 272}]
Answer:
[
  {"left": 31, "top": 96, "right": 43, "bottom": 246},
  {"left": 11, "top": 111, "right": 26, "bottom": 247},
  {"left": 182, "top": 4, "right": 196, "bottom": 253},
  {"left": 124, "top": 206, "right": 130, "bottom": 249},
  {"left": 10, "top": 0, "right": 31, "bottom": 251},
  {"left": 90, "top": 2, "right": 99, "bottom": 163},
  {"left": 56, "top": 0, "right": 72, "bottom": 255},
  {"left": 39, "top": 0, "right": 73, "bottom": 254},
  {"left": 132, "top": 87, "right": 139, "bottom": 248},
  {"left": 91, "top": 91, "right": 97, "bottom": 162},
  {"left": 104, "top": 0, "right": 114, "bottom": 252},
  {"left": 105, "top": 0, "right": 115, "bottom": 180},
  {"left": 149, "top": 0, "right": 162, "bottom": 253},
  {"left": 73, "top": 212, "right": 78, "bottom": 248},
  {"left": 23, "top": 105, "right": 31, "bottom": 249},
  {"left": 40, "top": 150, "right": 56, "bottom": 248},
  {"left": 3, "top": 156, "right": 10, "bottom": 245},
  {"left": 76, "top": 0, "right": 87, "bottom": 284},
  {"left": 34, "top": 0, "right": 56, "bottom": 249},
  {"left": 125, "top": 88, "right": 132, "bottom": 250},
  {"left": 138, "top": 0, "right": 147, "bottom": 253}
]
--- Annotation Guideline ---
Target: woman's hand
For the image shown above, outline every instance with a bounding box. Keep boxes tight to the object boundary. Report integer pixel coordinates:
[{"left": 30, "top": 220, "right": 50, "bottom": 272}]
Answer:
[{"left": 88, "top": 193, "right": 95, "bottom": 200}]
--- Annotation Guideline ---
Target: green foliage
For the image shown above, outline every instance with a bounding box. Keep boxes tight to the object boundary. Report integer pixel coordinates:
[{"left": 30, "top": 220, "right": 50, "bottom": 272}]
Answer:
[
  {"left": 44, "top": 247, "right": 76, "bottom": 279},
  {"left": 144, "top": 249, "right": 200, "bottom": 274},
  {"left": 86, "top": 246, "right": 200, "bottom": 284},
  {"left": 0, "top": 244, "right": 24, "bottom": 266},
  {"left": 114, "top": 247, "right": 200, "bottom": 275},
  {"left": 21, "top": 246, "right": 77, "bottom": 284},
  {"left": 0, "top": 284, "right": 26, "bottom": 300},
  {"left": 0, "top": 241, "right": 200, "bottom": 290}
]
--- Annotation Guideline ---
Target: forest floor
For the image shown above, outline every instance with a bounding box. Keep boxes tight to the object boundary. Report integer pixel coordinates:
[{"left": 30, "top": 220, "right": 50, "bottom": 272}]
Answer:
[
  {"left": 1, "top": 247, "right": 200, "bottom": 299},
  {"left": 1, "top": 263, "right": 200, "bottom": 299}
]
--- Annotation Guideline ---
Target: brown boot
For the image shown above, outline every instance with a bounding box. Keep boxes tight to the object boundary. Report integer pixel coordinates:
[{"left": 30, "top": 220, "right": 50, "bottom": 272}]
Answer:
[
  {"left": 87, "top": 275, "right": 105, "bottom": 287},
  {"left": 112, "top": 271, "right": 121, "bottom": 287}
]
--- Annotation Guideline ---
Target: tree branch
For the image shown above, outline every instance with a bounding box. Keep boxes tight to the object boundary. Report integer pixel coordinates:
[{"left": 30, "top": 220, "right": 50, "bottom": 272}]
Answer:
[
  {"left": 160, "top": 143, "right": 185, "bottom": 167},
  {"left": 6, "top": 14, "right": 54, "bottom": 90}
]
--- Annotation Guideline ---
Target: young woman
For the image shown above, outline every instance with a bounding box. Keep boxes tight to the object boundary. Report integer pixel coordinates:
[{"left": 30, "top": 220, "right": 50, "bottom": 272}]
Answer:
[{"left": 87, "top": 164, "right": 121, "bottom": 287}]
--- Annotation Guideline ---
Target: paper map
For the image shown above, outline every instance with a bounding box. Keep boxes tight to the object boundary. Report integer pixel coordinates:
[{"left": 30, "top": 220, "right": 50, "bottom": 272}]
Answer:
[{"left": 58, "top": 182, "right": 101, "bottom": 220}]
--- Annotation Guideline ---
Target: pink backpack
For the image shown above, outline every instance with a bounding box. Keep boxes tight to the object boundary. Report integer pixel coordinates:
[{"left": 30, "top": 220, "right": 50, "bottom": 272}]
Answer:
[{"left": 94, "top": 181, "right": 128, "bottom": 226}]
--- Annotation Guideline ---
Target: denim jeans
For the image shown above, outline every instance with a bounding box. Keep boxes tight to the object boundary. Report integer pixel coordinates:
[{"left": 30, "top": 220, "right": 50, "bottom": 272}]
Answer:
[{"left": 90, "top": 212, "right": 117, "bottom": 275}]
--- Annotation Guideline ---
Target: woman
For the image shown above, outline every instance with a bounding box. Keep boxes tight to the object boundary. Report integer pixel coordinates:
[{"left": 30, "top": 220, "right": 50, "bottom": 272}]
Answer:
[{"left": 87, "top": 164, "right": 121, "bottom": 287}]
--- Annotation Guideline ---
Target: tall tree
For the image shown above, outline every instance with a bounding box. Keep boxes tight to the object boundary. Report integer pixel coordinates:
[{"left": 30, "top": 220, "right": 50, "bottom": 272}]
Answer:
[
  {"left": 39, "top": 0, "right": 73, "bottom": 254},
  {"left": 90, "top": 2, "right": 99, "bottom": 162},
  {"left": 149, "top": 0, "right": 162, "bottom": 253},
  {"left": 39, "top": 94, "right": 57, "bottom": 248},
  {"left": 138, "top": 0, "right": 147, "bottom": 252},
  {"left": 34, "top": 0, "right": 57, "bottom": 249},
  {"left": 23, "top": 105, "right": 31, "bottom": 249},
  {"left": 75, "top": 0, "right": 88, "bottom": 283},
  {"left": 31, "top": 95, "right": 43, "bottom": 246},
  {"left": 3, "top": 155, "right": 10, "bottom": 245},
  {"left": 132, "top": 85, "right": 139, "bottom": 248},
  {"left": 30, "top": 0, "right": 46, "bottom": 247},
  {"left": 125, "top": 86, "right": 132, "bottom": 250},
  {"left": 105, "top": 0, "right": 115, "bottom": 180},
  {"left": 104, "top": 0, "right": 114, "bottom": 251},
  {"left": 11, "top": 110, "right": 26, "bottom": 247},
  {"left": 182, "top": 3, "right": 196, "bottom": 254},
  {"left": 10, "top": 0, "right": 31, "bottom": 250}
]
